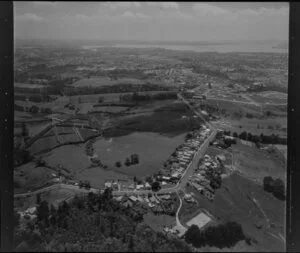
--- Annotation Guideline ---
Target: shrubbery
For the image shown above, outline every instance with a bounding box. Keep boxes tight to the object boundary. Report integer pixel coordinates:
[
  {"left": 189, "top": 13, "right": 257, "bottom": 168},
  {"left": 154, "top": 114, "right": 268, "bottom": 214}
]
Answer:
[
  {"left": 263, "top": 176, "right": 285, "bottom": 201},
  {"left": 184, "top": 222, "right": 247, "bottom": 249}
]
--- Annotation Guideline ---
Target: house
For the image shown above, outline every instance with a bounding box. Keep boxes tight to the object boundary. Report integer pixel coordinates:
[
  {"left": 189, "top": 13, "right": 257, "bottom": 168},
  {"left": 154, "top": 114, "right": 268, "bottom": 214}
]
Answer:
[
  {"left": 162, "top": 181, "right": 167, "bottom": 186},
  {"left": 149, "top": 196, "right": 157, "bottom": 203},
  {"left": 25, "top": 206, "right": 37, "bottom": 215},
  {"left": 136, "top": 184, "right": 144, "bottom": 190},
  {"left": 184, "top": 194, "right": 194, "bottom": 203},
  {"left": 123, "top": 200, "right": 133, "bottom": 208},
  {"left": 162, "top": 176, "right": 171, "bottom": 181},
  {"left": 104, "top": 182, "right": 112, "bottom": 188},
  {"left": 129, "top": 196, "right": 138, "bottom": 202},
  {"left": 145, "top": 182, "right": 151, "bottom": 189},
  {"left": 115, "top": 196, "right": 123, "bottom": 202},
  {"left": 137, "top": 196, "right": 144, "bottom": 202}
]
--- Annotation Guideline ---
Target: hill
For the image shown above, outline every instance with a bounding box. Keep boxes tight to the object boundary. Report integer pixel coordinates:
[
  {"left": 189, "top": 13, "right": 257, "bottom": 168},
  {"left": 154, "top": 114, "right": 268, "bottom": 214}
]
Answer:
[{"left": 14, "top": 189, "right": 193, "bottom": 252}]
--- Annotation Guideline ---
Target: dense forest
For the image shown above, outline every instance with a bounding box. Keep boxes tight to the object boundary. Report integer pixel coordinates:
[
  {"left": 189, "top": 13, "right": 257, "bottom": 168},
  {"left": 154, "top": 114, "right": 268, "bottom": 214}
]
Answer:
[{"left": 14, "top": 189, "right": 193, "bottom": 252}]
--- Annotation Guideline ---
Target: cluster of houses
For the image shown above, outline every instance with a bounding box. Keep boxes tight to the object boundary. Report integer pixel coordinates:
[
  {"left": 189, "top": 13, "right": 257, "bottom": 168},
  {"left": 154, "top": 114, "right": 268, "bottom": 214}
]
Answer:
[
  {"left": 18, "top": 206, "right": 37, "bottom": 221},
  {"left": 188, "top": 154, "right": 223, "bottom": 201},
  {"left": 113, "top": 193, "right": 176, "bottom": 215},
  {"left": 158, "top": 125, "right": 211, "bottom": 185}
]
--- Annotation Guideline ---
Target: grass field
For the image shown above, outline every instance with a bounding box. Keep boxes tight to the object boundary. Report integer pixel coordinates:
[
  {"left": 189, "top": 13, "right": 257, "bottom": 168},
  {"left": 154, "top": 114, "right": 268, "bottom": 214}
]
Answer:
[
  {"left": 212, "top": 116, "right": 287, "bottom": 137},
  {"left": 77, "top": 167, "right": 129, "bottom": 188},
  {"left": 143, "top": 213, "right": 176, "bottom": 232},
  {"left": 42, "top": 144, "right": 90, "bottom": 174},
  {"left": 14, "top": 162, "right": 54, "bottom": 194},
  {"left": 184, "top": 173, "right": 285, "bottom": 252},
  {"left": 71, "top": 77, "right": 148, "bottom": 88},
  {"left": 103, "top": 101, "right": 202, "bottom": 138},
  {"left": 232, "top": 142, "right": 286, "bottom": 183},
  {"left": 94, "top": 132, "right": 186, "bottom": 178},
  {"left": 14, "top": 187, "right": 83, "bottom": 211},
  {"left": 92, "top": 106, "right": 129, "bottom": 113}
]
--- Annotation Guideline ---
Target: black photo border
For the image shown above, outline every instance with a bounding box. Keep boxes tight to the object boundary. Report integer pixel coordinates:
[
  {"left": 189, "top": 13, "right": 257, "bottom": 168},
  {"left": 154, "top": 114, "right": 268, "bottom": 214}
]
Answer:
[{"left": 0, "top": 1, "right": 299, "bottom": 252}]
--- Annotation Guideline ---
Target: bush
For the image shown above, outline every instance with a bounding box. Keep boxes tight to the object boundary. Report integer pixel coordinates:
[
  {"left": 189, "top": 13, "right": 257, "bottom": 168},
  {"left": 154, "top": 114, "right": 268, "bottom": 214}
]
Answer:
[
  {"left": 184, "top": 222, "right": 246, "bottom": 249},
  {"left": 263, "top": 176, "right": 285, "bottom": 201}
]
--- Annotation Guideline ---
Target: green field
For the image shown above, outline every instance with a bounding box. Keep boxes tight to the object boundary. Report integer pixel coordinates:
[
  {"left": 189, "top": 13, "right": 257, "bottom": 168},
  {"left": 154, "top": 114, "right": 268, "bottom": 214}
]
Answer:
[
  {"left": 184, "top": 173, "right": 285, "bottom": 252},
  {"left": 71, "top": 77, "right": 148, "bottom": 88},
  {"left": 14, "top": 162, "right": 54, "bottom": 194},
  {"left": 103, "top": 101, "right": 202, "bottom": 138},
  {"left": 143, "top": 213, "right": 176, "bottom": 232},
  {"left": 42, "top": 144, "right": 90, "bottom": 174},
  {"left": 94, "top": 132, "right": 186, "bottom": 178},
  {"left": 232, "top": 142, "right": 286, "bottom": 183}
]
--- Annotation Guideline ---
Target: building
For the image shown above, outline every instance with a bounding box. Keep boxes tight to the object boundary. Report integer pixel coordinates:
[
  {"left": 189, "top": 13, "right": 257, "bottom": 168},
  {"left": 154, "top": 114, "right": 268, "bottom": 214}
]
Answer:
[{"left": 129, "top": 196, "right": 138, "bottom": 202}]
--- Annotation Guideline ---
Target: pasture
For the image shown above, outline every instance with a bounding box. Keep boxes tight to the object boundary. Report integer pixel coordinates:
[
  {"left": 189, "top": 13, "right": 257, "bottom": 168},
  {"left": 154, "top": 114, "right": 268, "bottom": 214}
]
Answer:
[
  {"left": 232, "top": 142, "right": 286, "bottom": 183},
  {"left": 94, "top": 132, "right": 186, "bottom": 178},
  {"left": 143, "top": 213, "right": 176, "bottom": 232},
  {"left": 71, "top": 77, "right": 147, "bottom": 88},
  {"left": 42, "top": 144, "right": 90, "bottom": 174},
  {"left": 184, "top": 173, "right": 285, "bottom": 252}
]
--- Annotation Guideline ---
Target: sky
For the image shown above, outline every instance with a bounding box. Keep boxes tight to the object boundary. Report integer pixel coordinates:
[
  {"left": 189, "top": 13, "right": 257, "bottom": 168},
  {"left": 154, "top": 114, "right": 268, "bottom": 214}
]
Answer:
[{"left": 14, "top": 2, "right": 289, "bottom": 42}]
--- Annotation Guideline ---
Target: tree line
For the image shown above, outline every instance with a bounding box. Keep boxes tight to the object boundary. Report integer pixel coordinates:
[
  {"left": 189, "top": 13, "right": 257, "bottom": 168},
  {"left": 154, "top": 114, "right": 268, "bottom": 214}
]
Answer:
[
  {"left": 223, "top": 130, "right": 287, "bottom": 145},
  {"left": 184, "top": 222, "right": 251, "bottom": 249},
  {"left": 119, "top": 91, "right": 178, "bottom": 102}
]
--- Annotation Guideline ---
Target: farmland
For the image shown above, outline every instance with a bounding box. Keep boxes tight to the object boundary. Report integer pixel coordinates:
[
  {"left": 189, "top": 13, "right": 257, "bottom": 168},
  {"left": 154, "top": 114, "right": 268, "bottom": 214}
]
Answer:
[
  {"left": 70, "top": 77, "right": 150, "bottom": 87},
  {"left": 94, "top": 132, "right": 186, "bottom": 178},
  {"left": 143, "top": 213, "right": 176, "bottom": 232},
  {"left": 41, "top": 144, "right": 90, "bottom": 174},
  {"left": 232, "top": 141, "right": 286, "bottom": 183},
  {"left": 103, "top": 101, "right": 202, "bottom": 138},
  {"left": 184, "top": 173, "right": 285, "bottom": 252},
  {"left": 14, "top": 162, "right": 55, "bottom": 194}
]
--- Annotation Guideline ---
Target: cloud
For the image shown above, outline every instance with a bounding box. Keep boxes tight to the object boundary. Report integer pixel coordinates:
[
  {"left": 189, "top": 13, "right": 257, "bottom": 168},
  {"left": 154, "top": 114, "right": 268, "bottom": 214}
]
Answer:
[
  {"left": 15, "top": 13, "right": 45, "bottom": 22},
  {"left": 32, "top": 1, "right": 58, "bottom": 7},
  {"left": 192, "top": 3, "right": 231, "bottom": 15},
  {"left": 100, "top": 2, "right": 141, "bottom": 10},
  {"left": 146, "top": 2, "right": 179, "bottom": 10}
]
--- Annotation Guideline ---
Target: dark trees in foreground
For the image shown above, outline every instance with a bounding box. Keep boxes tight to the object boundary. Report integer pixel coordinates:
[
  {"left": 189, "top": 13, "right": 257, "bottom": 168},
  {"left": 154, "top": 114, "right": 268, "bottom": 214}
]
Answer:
[{"left": 184, "top": 222, "right": 247, "bottom": 249}]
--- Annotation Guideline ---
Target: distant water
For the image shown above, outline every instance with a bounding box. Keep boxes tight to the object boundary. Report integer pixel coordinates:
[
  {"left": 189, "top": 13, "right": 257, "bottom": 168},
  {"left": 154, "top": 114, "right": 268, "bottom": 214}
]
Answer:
[{"left": 82, "top": 42, "right": 288, "bottom": 54}]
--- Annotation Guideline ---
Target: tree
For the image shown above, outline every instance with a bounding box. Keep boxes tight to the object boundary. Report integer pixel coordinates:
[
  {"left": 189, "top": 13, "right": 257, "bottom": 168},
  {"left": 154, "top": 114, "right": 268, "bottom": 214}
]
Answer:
[
  {"left": 210, "top": 175, "right": 222, "bottom": 190},
  {"left": 21, "top": 123, "right": 29, "bottom": 138},
  {"left": 37, "top": 200, "right": 50, "bottom": 224},
  {"left": 239, "top": 131, "right": 247, "bottom": 140},
  {"left": 151, "top": 181, "right": 161, "bottom": 192},
  {"left": 185, "top": 224, "right": 201, "bottom": 246},
  {"left": 272, "top": 178, "right": 285, "bottom": 200},
  {"left": 263, "top": 176, "right": 274, "bottom": 193},
  {"left": 36, "top": 193, "right": 41, "bottom": 205},
  {"left": 125, "top": 158, "right": 131, "bottom": 166},
  {"left": 145, "top": 176, "right": 153, "bottom": 184},
  {"left": 29, "top": 105, "right": 39, "bottom": 114},
  {"left": 98, "top": 96, "right": 104, "bottom": 103},
  {"left": 233, "top": 132, "right": 238, "bottom": 138},
  {"left": 14, "top": 210, "right": 20, "bottom": 228},
  {"left": 115, "top": 161, "right": 122, "bottom": 168}
]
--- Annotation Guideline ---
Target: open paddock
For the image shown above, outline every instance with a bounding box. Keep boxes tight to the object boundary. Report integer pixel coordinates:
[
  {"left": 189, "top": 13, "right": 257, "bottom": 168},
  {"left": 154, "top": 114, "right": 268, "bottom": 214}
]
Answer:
[
  {"left": 186, "top": 212, "right": 212, "bottom": 229},
  {"left": 94, "top": 132, "right": 186, "bottom": 178},
  {"left": 42, "top": 144, "right": 90, "bottom": 174},
  {"left": 71, "top": 77, "right": 148, "bottom": 88}
]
